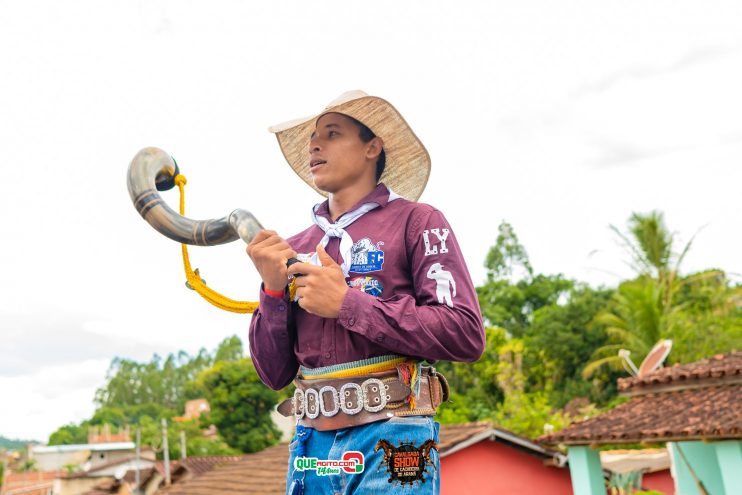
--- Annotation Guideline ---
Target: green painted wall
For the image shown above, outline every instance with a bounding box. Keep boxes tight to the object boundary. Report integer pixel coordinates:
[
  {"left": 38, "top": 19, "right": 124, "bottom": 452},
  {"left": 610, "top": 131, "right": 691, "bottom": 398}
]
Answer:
[
  {"left": 670, "top": 441, "right": 725, "bottom": 495},
  {"left": 715, "top": 441, "right": 742, "bottom": 494},
  {"left": 567, "top": 446, "right": 604, "bottom": 495}
]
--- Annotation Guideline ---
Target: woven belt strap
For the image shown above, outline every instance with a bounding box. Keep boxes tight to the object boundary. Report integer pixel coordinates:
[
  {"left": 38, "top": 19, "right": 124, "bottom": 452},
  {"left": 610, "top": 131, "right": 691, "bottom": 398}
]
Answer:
[{"left": 277, "top": 366, "right": 449, "bottom": 431}]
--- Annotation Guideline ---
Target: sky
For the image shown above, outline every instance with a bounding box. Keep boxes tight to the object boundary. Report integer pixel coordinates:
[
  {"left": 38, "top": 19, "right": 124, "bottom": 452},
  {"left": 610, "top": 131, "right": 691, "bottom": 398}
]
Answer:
[{"left": 1, "top": 0, "right": 740, "bottom": 442}]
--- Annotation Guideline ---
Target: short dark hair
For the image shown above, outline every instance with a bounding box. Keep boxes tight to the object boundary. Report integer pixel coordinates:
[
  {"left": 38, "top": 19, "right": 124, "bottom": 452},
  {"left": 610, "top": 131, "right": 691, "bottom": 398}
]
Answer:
[{"left": 346, "top": 115, "right": 386, "bottom": 182}]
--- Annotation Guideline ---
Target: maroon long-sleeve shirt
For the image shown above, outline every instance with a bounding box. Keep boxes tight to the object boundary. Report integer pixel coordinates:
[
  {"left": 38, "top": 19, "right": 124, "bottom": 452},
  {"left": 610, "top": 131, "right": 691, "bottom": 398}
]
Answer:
[{"left": 248, "top": 184, "right": 485, "bottom": 390}]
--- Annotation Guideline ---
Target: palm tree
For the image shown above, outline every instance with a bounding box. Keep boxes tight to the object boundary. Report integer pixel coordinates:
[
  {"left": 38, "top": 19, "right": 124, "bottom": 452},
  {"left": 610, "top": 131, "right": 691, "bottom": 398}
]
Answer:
[
  {"left": 582, "top": 276, "right": 666, "bottom": 377},
  {"left": 583, "top": 211, "right": 694, "bottom": 377},
  {"left": 611, "top": 211, "right": 695, "bottom": 307}
]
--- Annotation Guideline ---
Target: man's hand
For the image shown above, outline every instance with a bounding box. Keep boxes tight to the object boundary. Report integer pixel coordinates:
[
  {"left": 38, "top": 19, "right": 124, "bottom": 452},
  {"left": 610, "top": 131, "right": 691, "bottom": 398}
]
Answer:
[
  {"left": 287, "top": 244, "right": 348, "bottom": 318},
  {"left": 246, "top": 230, "right": 297, "bottom": 292}
]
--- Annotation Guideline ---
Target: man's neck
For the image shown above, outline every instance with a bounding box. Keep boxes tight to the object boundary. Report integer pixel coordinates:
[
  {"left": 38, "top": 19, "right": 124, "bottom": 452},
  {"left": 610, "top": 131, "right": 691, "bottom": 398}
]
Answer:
[{"left": 327, "top": 183, "right": 377, "bottom": 222}]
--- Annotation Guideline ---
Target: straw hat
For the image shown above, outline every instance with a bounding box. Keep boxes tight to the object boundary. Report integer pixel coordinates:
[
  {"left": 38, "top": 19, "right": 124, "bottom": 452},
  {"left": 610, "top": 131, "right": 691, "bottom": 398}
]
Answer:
[{"left": 268, "top": 90, "right": 431, "bottom": 201}]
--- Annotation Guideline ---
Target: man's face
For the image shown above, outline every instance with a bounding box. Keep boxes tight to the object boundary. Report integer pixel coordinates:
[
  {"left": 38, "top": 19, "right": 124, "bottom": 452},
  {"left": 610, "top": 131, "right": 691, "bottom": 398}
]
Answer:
[{"left": 309, "top": 113, "right": 379, "bottom": 194}]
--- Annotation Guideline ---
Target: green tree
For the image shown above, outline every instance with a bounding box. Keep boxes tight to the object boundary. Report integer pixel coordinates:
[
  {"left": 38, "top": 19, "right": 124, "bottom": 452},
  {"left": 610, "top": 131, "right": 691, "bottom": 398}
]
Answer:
[
  {"left": 484, "top": 221, "right": 533, "bottom": 281},
  {"left": 478, "top": 221, "right": 573, "bottom": 338},
  {"left": 199, "top": 359, "right": 281, "bottom": 453},
  {"left": 585, "top": 212, "right": 741, "bottom": 376},
  {"left": 524, "top": 284, "right": 616, "bottom": 406},
  {"left": 213, "top": 335, "right": 244, "bottom": 363},
  {"left": 136, "top": 416, "right": 238, "bottom": 459},
  {"left": 583, "top": 276, "right": 666, "bottom": 377},
  {"left": 668, "top": 269, "right": 742, "bottom": 362},
  {"left": 48, "top": 423, "right": 88, "bottom": 446},
  {"left": 436, "top": 327, "right": 508, "bottom": 422},
  {"left": 491, "top": 340, "right": 570, "bottom": 438},
  {"left": 49, "top": 336, "right": 250, "bottom": 449},
  {"left": 94, "top": 336, "right": 241, "bottom": 414}
]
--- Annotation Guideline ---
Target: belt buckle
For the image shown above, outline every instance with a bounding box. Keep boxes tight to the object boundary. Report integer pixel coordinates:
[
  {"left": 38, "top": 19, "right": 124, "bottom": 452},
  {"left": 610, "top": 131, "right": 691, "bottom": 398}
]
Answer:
[
  {"left": 361, "top": 378, "right": 388, "bottom": 412},
  {"left": 339, "top": 382, "right": 363, "bottom": 415},
  {"left": 304, "top": 388, "right": 320, "bottom": 419},
  {"left": 318, "top": 385, "right": 341, "bottom": 417},
  {"left": 292, "top": 388, "right": 305, "bottom": 420}
]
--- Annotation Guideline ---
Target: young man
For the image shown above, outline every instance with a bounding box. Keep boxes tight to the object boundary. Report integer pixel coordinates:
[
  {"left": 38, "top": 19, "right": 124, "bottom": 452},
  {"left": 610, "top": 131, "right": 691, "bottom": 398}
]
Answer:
[{"left": 247, "top": 91, "right": 485, "bottom": 494}]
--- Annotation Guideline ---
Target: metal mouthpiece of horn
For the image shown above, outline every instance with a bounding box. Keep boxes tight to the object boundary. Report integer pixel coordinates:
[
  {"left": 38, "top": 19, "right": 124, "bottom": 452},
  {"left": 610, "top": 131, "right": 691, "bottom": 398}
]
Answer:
[{"left": 127, "top": 147, "right": 263, "bottom": 246}]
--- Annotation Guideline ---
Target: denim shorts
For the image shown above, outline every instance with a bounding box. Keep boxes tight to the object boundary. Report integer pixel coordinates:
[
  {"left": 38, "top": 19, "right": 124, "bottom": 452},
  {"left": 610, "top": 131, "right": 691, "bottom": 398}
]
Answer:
[{"left": 286, "top": 415, "right": 441, "bottom": 494}]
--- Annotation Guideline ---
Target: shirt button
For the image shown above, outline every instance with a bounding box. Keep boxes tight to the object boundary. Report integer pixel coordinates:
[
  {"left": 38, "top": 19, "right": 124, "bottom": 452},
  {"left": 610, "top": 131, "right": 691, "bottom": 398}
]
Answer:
[
  {"left": 324, "top": 352, "right": 332, "bottom": 359},
  {"left": 277, "top": 304, "right": 286, "bottom": 312},
  {"left": 348, "top": 317, "right": 355, "bottom": 326}
]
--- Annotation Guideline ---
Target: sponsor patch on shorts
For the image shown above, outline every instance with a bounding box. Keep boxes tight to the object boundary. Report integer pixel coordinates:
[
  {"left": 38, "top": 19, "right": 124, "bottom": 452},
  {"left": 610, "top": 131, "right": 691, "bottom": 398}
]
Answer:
[{"left": 375, "top": 439, "right": 438, "bottom": 486}]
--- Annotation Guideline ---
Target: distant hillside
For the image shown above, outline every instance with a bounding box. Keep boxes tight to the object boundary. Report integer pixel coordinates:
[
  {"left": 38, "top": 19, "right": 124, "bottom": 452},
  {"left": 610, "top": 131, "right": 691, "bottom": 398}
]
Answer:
[{"left": 0, "top": 435, "right": 39, "bottom": 451}]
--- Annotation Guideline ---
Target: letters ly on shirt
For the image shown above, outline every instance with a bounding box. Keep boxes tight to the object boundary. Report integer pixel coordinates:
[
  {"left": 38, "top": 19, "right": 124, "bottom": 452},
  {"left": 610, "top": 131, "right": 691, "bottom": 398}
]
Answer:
[
  {"left": 349, "top": 237, "right": 385, "bottom": 273},
  {"left": 423, "top": 228, "right": 450, "bottom": 256}
]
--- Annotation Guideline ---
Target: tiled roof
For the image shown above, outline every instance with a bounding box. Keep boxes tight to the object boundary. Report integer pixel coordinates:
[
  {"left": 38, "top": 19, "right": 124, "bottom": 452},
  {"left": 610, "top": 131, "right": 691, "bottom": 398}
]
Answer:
[
  {"left": 541, "top": 353, "right": 742, "bottom": 445},
  {"left": 437, "top": 421, "right": 491, "bottom": 454},
  {"left": 618, "top": 351, "right": 742, "bottom": 395},
  {"left": 170, "top": 455, "right": 248, "bottom": 477},
  {"left": 80, "top": 479, "right": 121, "bottom": 495},
  {"left": 1, "top": 471, "right": 64, "bottom": 495},
  {"left": 157, "top": 444, "right": 288, "bottom": 495}
]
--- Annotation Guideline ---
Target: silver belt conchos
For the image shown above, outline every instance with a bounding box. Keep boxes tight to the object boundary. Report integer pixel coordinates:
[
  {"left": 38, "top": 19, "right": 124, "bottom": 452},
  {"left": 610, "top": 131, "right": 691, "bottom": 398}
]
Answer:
[{"left": 292, "top": 378, "right": 390, "bottom": 420}]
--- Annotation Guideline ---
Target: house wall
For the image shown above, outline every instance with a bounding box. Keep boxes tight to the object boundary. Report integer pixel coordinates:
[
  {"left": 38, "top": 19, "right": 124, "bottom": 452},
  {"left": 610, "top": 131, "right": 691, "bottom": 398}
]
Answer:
[
  {"left": 33, "top": 451, "right": 90, "bottom": 472},
  {"left": 440, "top": 441, "right": 572, "bottom": 495},
  {"left": 641, "top": 470, "right": 675, "bottom": 494},
  {"left": 90, "top": 450, "right": 134, "bottom": 468}
]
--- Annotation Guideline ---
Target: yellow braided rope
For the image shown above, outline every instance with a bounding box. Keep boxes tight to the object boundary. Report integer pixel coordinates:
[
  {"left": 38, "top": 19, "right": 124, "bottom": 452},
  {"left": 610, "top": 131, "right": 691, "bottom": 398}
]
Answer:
[{"left": 175, "top": 174, "right": 259, "bottom": 314}]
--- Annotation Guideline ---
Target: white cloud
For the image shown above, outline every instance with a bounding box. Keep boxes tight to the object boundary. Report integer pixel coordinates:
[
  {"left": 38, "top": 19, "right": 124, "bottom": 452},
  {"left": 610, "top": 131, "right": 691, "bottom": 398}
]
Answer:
[{"left": 0, "top": 359, "right": 110, "bottom": 442}]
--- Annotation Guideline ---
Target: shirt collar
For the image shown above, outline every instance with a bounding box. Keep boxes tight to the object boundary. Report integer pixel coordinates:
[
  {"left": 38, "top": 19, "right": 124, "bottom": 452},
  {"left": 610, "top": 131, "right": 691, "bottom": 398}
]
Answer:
[{"left": 315, "top": 183, "right": 393, "bottom": 221}]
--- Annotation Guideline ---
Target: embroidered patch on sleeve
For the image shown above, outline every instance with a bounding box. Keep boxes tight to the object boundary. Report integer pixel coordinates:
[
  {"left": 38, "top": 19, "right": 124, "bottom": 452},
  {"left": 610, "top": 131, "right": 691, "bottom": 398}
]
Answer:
[
  {"left": 350, "top": 238, "right": 385, "bottom": 273},
  {"left": 423, "top": 228, "right": 450, "bottom": 256},
  {"left": 375, "top": 439, "right": 438, "bottom": 486},
  {"left": 426, "top": 263, "right": 457, "bottom": 307}
]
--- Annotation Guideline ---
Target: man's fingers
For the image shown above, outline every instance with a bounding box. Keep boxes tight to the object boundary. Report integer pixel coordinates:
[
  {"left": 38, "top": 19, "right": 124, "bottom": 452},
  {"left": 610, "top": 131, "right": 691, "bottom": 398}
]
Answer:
[
  {"left": 256, "top": 236, "right": 289, "bottom": 251},
  {"left": 316, "top": 244, "right": 339, "bottom": 268},
  {"left": 250, "top": 229, "right": 277, "bottom": 244},
  {"left": 280, "top": 248, "right": 298, "bottom": 261},
  {"left": 287, "top": 262, "right": 323, "bottom": 277}
]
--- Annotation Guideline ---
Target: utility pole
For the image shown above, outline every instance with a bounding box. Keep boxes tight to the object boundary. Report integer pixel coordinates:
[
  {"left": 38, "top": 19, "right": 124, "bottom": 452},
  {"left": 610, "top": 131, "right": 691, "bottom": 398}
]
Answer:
[
  {"left": 161, "top": 419, "right": 171, "bottom": 486},
  {"left": 180, "top": 430, "right": 187, "bottom": 460},
  {"left": 135, "top": 427, "right": 141, "bottom": 494}
]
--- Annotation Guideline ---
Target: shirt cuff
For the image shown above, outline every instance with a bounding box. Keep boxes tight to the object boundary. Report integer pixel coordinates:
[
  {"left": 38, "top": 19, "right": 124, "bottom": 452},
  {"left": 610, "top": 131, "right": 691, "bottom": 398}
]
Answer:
[
  {"left": 337, "top": 288, "right": 371, "bottom": 334},
  {"left": 259, "top": 284, "right": 289, "bottom": 321}
]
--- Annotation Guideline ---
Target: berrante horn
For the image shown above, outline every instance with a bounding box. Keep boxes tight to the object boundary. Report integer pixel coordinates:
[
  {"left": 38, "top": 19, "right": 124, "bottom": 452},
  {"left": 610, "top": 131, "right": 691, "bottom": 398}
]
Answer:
[{"left": 127, "top": 147, "right": 263, "bottom": 246}]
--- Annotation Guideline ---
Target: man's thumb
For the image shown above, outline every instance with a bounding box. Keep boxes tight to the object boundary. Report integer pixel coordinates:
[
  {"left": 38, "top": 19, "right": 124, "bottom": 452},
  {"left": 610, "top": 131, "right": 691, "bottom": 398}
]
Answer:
[{"left": 316, "top": 243, "right": 338, "bottom": 268}]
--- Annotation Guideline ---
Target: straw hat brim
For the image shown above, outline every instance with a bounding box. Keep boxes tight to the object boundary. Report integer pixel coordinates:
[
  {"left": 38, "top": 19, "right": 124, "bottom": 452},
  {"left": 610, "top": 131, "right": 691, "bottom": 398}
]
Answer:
[{"left": 269, "top": 91, "right": 431, "bottom": 202}]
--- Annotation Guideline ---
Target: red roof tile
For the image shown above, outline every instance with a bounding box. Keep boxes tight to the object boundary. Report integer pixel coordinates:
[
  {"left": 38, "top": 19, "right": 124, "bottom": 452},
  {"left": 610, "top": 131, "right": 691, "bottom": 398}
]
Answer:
[
  {"left": 156, "top": 444, "right": 287, "bottom": 495},
  {"left": 541, "top": 383, "right": 741, "bottom": 445},
  {"left": 618, "top": 351, "right": 742, "bottom": 395},
  {"left": 2, "top": 471, "right": 65, "bottom": 495}
]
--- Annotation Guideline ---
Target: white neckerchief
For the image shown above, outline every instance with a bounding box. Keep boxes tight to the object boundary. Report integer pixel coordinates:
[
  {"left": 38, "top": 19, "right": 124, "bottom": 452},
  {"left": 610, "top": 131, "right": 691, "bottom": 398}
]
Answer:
[{"left": 305, "top": 188, "right": 401, "bottom": 277}]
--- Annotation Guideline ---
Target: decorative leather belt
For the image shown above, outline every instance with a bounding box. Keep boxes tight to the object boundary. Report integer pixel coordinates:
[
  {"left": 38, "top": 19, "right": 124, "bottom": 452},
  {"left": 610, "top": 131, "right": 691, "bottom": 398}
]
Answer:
[{"left": 277, "top": 366, "right": 449, "bottom": 431}]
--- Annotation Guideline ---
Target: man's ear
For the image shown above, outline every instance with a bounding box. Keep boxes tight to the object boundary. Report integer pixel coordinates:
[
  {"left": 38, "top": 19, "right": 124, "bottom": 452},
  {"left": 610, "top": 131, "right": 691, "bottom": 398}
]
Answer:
[{"left": 365, "top": 136, "right": 384, "bottom": 160}]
